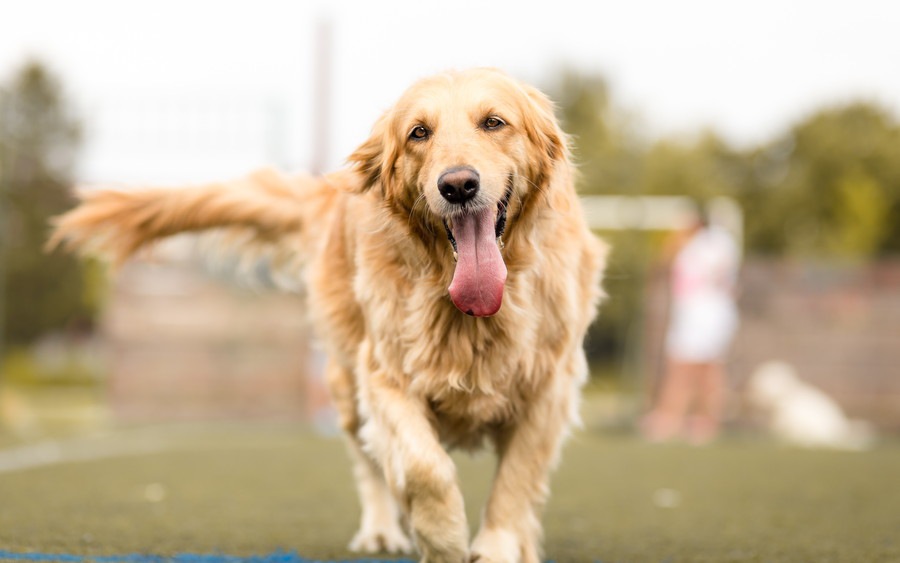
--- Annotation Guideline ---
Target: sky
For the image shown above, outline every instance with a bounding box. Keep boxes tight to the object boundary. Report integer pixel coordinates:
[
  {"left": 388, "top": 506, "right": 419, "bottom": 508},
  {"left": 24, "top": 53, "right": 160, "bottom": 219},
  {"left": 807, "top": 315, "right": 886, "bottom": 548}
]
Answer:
[{"left": 2, "top": 0, "right": 899, "bottom": 183}]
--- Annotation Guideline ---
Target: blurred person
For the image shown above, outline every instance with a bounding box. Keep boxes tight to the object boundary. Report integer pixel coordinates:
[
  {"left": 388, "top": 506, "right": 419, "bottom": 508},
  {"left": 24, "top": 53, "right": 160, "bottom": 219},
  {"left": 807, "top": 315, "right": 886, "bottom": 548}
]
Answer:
[{"left": 642, "top": 203, "right": 740, "bottom": 444}]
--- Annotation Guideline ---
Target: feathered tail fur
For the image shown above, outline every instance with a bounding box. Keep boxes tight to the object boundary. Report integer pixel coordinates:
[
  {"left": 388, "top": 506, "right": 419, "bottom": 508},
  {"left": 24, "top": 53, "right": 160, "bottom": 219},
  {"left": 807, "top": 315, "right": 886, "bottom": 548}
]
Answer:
[{"left": 47, "top": 169, "right": 347, "bottom": 278}]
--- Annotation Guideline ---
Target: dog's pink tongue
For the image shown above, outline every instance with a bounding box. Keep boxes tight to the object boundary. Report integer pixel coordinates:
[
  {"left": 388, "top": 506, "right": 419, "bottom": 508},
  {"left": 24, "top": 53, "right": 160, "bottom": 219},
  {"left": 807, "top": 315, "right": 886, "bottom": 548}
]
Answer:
[{"left": 448, "top": 208, "right": 507, "bottom": 317}]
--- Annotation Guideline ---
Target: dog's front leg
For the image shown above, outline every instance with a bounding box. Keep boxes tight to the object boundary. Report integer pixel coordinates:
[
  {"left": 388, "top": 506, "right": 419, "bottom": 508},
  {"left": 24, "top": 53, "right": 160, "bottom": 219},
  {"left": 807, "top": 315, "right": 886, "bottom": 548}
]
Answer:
[
  {"left": 361, "top": 377, "right": 469, "bottom": 563},
  {"left": 470, "top": 375, "right": 577, "bottom": 563},
  {"left": 325, "top": 360, "right": 412, "bottom": 554}
]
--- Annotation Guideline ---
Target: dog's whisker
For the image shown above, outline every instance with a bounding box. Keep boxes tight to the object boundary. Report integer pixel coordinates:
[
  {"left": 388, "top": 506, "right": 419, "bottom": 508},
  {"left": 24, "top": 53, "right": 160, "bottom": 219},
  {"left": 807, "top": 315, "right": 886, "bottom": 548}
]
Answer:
[
  {"left": 515, "top": 173, "right": 548, "bottom": 197},
  {"left": 408, "top": 192, "right": 441, "bottom": 238}
]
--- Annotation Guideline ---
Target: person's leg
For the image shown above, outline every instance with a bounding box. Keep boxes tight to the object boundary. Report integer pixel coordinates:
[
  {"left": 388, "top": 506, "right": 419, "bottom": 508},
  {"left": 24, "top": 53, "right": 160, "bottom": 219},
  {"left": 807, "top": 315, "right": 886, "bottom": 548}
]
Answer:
[
  {"left": 687, "top": 362, "right": 726, "bottom": 444},
  {"left": 643, "top": 360, "right": 695, "bottom": 441}
]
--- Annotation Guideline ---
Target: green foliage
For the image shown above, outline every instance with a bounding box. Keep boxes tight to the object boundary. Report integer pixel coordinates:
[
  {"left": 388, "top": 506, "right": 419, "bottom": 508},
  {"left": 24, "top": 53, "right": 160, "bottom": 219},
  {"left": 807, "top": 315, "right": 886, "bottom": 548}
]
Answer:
[
  {"left": 742, "top": 103, "right": 900, "bottom": 258},
  {"left": 637, "top": 133, "right": 747, "bottom": 199},
  {"left": 830, "top": 169, "right": 890, "bottom": 257},
  {"left": 1, "top": 61, "right": 97, "bottom": 347},
  {"left": 553, "top": 71, "right": 644, "bottom": 196},
  {"left": 2, "top": 345, "right": 101, "bottom": 387}
]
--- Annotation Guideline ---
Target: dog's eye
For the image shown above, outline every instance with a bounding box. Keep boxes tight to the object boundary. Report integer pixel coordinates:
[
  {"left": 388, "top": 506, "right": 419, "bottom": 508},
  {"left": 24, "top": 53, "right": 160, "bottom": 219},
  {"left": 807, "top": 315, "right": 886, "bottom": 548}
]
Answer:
[
  {"left": 483, "top": 116, "right": 506, "bottom": 130},
  {"left": 409, "top": 125, "right": 430, "bottom": 141}
]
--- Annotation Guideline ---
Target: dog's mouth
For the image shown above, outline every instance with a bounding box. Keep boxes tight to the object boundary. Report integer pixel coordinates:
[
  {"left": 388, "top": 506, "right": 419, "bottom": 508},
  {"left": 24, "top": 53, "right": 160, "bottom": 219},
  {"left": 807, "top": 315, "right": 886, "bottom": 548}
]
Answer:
[{"left": 441, "top": 185, "right": 512, "bottom": 317}]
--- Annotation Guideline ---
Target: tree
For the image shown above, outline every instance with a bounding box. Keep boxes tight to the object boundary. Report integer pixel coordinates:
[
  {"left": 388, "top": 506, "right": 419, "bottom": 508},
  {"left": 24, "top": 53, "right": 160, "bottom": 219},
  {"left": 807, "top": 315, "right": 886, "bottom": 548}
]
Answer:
[
  {"left": 0, "top": 61, "right": 96, "bottom": 349},
  {"left": 551, "top": 70, "right": 644, "bottom": 196},
  {"left": 736, "top": 102, "right": 900, "bottom": 258}
]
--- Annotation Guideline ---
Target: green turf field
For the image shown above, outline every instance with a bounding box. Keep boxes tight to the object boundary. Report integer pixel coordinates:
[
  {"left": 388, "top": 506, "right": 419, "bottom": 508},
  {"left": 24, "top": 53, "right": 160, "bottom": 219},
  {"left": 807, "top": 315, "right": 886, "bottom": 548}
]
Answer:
[{"left": 0, "top": 423, "right": 898, "bottom": 563}]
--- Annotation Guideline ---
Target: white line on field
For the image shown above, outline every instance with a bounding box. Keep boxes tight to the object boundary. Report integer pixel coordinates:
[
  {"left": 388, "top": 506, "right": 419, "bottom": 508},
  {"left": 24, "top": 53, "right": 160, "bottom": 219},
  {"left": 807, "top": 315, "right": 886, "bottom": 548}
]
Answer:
[
  {"left": 0, "top": 431, "right": 174, "bottom": 474},
  {"left": 0, "top": 423, "right": 313, "bottom": 474}
]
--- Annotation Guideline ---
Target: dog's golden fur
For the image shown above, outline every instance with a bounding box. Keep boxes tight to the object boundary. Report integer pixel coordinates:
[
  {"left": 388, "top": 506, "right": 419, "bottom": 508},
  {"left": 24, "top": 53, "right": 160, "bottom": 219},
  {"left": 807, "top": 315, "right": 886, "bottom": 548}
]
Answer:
[{"left": 50, "top": 68, "right": 607, "bottom": 563}]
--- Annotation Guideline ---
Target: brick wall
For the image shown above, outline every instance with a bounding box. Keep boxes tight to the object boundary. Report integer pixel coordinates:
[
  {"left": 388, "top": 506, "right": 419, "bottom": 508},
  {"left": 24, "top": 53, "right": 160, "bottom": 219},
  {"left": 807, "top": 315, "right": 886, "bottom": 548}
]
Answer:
[{"left": 102, "top": 260, "right": 314, "bottom": 422}]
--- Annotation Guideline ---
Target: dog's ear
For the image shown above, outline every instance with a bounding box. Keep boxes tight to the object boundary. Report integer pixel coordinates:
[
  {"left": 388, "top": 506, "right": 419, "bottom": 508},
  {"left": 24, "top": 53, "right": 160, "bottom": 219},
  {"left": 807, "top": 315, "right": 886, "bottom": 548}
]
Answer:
[
  {"left": 347, "top": 111, "right": 399, "bottom": 195},
  {"left": 519, "top": 84, "right": 573, "bottom": 212},
  {"left": 521, "top": 84, "right": 567, "bottom": 165}
]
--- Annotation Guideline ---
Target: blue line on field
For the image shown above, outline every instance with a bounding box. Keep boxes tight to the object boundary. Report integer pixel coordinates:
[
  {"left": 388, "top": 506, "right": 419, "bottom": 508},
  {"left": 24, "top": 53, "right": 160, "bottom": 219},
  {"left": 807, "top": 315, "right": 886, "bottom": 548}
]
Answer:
[{"left": 0, "top": 550, "right": 415, "bottom": 563}]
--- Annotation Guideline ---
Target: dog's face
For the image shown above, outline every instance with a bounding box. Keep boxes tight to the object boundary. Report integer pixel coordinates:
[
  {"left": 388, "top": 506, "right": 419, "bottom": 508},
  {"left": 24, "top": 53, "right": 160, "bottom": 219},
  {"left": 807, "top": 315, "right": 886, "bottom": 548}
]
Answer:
[
  {"left": 349, "top": 68, "right": 566, "bottom": 317},
  {"left": 747, "top": 361, "right": 800, "bottom": 409}
]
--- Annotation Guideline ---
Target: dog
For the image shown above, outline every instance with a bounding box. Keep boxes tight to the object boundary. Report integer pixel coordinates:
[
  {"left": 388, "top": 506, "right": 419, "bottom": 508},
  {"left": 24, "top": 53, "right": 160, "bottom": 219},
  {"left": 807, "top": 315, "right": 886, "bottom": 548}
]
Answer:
[
  {"left": 746, "top": 361, "right": 874, "bottom": 450},
  {"left": 49, "top": 68, "right": 607, "bottom": 563}
]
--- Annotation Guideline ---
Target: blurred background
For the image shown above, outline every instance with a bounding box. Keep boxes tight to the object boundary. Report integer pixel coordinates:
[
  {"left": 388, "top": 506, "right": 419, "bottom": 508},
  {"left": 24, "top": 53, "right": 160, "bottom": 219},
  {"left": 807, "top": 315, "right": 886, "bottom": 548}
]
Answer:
[
  {"left": 2, "top": 2, "right": 900, "bottom": 561},
  {"left": 1, "top": 0, "right": 899, "bottom": 439}
]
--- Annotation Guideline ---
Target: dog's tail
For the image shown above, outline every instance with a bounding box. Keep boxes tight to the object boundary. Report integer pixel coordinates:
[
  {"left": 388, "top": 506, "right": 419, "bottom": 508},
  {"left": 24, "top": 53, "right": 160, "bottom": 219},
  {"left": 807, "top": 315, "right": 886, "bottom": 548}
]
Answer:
[{"left": 47, "top": 168, "right": 348, "bottom": 285}]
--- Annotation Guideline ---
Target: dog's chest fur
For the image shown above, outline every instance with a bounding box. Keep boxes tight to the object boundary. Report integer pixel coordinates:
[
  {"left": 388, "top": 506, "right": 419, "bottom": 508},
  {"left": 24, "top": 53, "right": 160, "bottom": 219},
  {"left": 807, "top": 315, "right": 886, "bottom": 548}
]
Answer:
[
  {"left": 402, "top": 300, "right": 550, "bottom": 449},
  {"left": 346, "top": 221, "right": 574, "bottom": 446},
  {"left": 311, "top": 194, "right": 599, "bottom": 450}
]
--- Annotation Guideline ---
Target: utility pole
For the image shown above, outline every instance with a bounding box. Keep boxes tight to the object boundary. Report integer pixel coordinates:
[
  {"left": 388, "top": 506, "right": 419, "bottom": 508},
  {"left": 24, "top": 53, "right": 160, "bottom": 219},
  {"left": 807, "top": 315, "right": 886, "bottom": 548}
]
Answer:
[
  {"left": 302, "top": 17, "right": 337, "bottom": 428},
  {"left": 309, "top": 18, "right": 333, "bottom": 176},
  {"left": 266, "top": 99, "right": 288, "bottom": 171}
]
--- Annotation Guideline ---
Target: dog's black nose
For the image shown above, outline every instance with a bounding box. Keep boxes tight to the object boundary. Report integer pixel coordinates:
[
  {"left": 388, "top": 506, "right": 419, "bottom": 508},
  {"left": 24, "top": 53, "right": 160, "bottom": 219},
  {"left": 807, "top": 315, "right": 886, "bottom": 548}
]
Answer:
[{"left": 438, "top": 166, "right": 480, "bottom": 204}]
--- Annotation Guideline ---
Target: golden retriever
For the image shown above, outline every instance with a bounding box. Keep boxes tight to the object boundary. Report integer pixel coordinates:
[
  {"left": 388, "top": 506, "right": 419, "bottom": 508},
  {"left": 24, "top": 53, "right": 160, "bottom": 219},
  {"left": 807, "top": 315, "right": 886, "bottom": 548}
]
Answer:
[{"left": 50, "top": 68, "right": 607, "bottom": 563}]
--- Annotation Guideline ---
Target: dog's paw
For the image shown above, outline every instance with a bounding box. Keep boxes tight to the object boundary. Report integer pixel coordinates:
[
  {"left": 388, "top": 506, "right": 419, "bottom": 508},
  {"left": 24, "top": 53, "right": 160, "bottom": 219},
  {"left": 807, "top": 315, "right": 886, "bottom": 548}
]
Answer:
[
  {"left": 469, "top": 528, "right": 525, "bottom": 563},
  {"left": 348, "top": 523, "right": 413, "bottom": 554}
]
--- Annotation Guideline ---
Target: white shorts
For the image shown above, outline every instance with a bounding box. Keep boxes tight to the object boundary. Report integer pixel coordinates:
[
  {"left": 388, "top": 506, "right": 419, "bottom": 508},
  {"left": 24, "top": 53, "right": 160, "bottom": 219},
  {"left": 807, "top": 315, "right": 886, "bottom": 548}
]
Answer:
[{"left": 666, "top": 295, "right": 738, "bottom": 363}]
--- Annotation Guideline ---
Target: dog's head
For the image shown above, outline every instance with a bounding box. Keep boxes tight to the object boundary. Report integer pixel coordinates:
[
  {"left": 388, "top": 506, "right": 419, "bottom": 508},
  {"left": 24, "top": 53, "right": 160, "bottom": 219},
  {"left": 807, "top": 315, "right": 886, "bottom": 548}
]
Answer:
[
  {"left": 747, "top": 361, "right": 801, "bottom": 410},
  {"left": 348, "top": 68, "right": 567, "bottom": 317}
]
